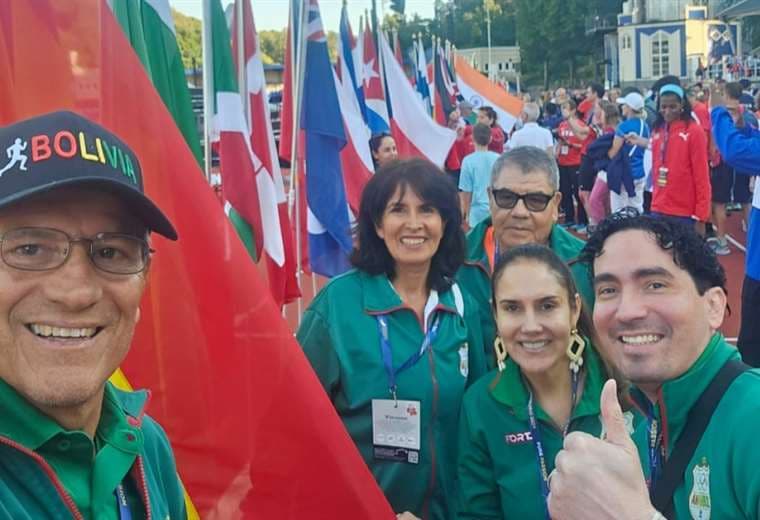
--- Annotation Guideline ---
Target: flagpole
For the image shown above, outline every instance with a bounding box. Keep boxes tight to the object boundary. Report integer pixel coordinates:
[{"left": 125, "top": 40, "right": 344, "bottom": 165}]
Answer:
[
  {"left": 202, "top": 0, "right": 213, "bottom": 183},
  {"left": 287, "top": 0, "right": 308, "bottom": 324},
  {"left": 236, "top": 0, "right": 249, "bottom": 129},
  {"left": 485, "top": 0, "right": 493, "bottom": 82}
]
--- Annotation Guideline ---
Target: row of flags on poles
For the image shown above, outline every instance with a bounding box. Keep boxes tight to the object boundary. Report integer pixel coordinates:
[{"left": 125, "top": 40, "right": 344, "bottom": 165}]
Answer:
[{"left": 0, "top": 0, "right": 524, "bottom": 516}]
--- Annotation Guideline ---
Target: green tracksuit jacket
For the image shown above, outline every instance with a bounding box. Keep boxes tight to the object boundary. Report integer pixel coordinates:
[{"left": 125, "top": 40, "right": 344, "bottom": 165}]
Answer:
[
  {"left": 632, "top": 334, "right": 760, "bottom": 519},
  {"left": 456, "top": 345, "right": 612, "bottom": 519},
  {"left": 297, "top": 269, "right": 488, "bottom": 520},
  {"left": 0, "top": 380, "right": 186, "bottom": 520},
  {"left": 455, "top": 219, "right": 594, "bottom": 365}
]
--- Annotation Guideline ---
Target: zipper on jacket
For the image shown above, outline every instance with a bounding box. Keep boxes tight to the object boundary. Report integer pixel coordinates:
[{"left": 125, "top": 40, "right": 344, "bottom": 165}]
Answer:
[
  {"left": 0, "top": 435, "right": 84, "bottom": 520},
  {"left": 421, "top": 347, "right": 439, "bottom": 520},
  {"left": 134, "top": 455, "right": 153, "bottom": 520}
]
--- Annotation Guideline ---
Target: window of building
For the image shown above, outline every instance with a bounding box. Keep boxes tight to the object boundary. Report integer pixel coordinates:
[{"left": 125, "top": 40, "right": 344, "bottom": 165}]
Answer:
[{"left": 652, "top": 32, "right": 670, "bottom": 77}]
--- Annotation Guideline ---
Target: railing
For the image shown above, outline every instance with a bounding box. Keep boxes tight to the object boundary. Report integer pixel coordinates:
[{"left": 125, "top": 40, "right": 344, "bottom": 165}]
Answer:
[{"left": 585, "top": 14, "right": 618, "bottom": 35}]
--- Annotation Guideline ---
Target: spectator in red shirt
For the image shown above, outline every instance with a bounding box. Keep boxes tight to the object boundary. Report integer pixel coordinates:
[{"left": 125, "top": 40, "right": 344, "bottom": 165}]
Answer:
[
  {"left": 556, "top": 99, "right": 586, "bottom": 228},
  {"left": 476, "top": 106, "right": 505, "bottom": 154},
  {"left": 648, "top": 84, "right": 710, "bottom": 227}
]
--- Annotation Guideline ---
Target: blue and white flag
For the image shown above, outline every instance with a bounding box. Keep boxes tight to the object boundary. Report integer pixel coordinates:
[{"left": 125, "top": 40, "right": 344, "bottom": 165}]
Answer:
[{"left": 301, "top": 0, "right": 352, "bottom": 276}]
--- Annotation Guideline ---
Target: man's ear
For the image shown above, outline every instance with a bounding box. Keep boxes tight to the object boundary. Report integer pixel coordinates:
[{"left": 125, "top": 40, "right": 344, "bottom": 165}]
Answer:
[{"left": 703, "top": 286, "right": 728, "bottom": 331}]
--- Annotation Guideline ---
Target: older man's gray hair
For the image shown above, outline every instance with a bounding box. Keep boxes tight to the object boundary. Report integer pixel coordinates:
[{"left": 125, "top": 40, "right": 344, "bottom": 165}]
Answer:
[
  {"left": 491, "top": 146, "right": 560, "bottom": 190},
  {"left": 521, "top": 102, "right": 540, "bottom": 123}
]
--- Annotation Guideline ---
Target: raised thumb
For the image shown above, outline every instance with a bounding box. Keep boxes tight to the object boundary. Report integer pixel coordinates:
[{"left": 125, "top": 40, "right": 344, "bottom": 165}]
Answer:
[{"left": 600, "top": 379, "right": 630, "bottom": 448}]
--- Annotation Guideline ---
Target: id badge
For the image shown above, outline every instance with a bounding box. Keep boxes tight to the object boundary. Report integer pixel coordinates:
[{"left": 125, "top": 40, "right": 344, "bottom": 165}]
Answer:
[
  {"left": 372, "top": 399, "right": 421, "bottom": 464},
  {"left": 560, "top": 145, "right": 569, "bottom": 155},
  {"left": 657, "top": 166, "right": 668, "bottom": 187}
]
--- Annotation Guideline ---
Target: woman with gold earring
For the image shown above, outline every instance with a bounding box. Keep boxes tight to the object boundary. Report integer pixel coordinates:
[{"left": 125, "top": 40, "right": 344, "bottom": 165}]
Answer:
[{"left": 457, "top": 244, "right": 632, "bottom": 519}]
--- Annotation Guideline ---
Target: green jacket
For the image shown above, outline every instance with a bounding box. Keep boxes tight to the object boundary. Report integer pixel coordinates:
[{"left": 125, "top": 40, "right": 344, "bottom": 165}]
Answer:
[
  {"left": 0, "top": 380, "right": 186, "bottom": 520},
  {"left": 632, "top": 334, "right": 760, "bottom": 519},
  {"left": 456, "top": 218, "right": 594, "bottom": 364},
  {"left": 297, "top": 269, "right": 488, "bottom": 520},
  {"left": 457, "top": 345, "right": 609, "bottom": 519}
]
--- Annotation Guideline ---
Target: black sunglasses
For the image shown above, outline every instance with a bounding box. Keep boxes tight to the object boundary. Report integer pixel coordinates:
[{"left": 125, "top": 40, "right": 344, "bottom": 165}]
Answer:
[{"left": 490, "top": 188, "right": 556, "bottom": 212}]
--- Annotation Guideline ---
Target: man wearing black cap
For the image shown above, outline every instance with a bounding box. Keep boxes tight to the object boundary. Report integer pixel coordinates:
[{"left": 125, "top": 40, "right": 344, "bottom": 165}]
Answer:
[{"left": 0, "top": 111, "right": 185, "bottom": 519}]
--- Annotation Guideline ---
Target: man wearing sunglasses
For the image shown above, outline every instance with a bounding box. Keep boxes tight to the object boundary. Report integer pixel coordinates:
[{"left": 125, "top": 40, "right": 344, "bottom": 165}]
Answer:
[
  {"left": 457, "top": 146, "right": 594, "bottom": 360},
  {"left": 0, "top": 111, "right": 186, "bottom": 519}
]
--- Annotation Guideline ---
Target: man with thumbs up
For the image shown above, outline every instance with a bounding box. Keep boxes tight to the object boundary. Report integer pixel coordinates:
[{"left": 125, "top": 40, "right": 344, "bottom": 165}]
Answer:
[{"left": 548, "top": 213, "right": 760, "bottom": 519}]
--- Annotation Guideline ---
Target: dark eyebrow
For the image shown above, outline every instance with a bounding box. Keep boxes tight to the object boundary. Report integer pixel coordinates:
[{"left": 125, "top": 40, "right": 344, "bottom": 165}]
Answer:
[{"left": 594, "top": 267, "right": 674, "bottom": 286}]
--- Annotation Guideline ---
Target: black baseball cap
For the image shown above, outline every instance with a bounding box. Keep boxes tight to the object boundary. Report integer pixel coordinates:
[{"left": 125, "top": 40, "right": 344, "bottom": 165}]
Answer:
[{"left": 0, "top": 111, "right": 177, "bottom": 240}]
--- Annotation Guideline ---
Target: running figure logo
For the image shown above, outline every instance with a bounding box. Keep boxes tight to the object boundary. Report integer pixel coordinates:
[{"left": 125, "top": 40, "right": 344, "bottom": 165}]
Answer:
[{"left": 0, "top": 138, "right": 28, "bottom": 176}]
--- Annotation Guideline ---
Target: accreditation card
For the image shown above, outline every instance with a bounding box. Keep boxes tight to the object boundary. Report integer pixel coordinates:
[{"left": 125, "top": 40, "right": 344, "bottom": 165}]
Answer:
[{"left": 371, "top": 399, "right": 421, "bottom": 464}]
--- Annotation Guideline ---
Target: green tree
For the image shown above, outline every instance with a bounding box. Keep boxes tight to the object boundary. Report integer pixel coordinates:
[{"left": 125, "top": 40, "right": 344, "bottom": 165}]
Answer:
[{"left": 172, "top": 8, "right": 201, "bottom": 70}]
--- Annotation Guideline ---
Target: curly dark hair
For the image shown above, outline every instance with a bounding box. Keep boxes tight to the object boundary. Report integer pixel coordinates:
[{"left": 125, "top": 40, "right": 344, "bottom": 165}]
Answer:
[
  {"left": 350, "top": 158, "right": 465, "bottom": 292},
  {"left": 579, "top": 210, "right": 727, "bottom": 296},
  {"left": 653, "top": 79, "right": 694, "bottom": 129}
]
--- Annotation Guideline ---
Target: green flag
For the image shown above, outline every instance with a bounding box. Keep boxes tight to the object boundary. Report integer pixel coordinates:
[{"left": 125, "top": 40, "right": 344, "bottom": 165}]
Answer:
[{"left": 110, "top": 0, "right": 203, "bottom": 166}]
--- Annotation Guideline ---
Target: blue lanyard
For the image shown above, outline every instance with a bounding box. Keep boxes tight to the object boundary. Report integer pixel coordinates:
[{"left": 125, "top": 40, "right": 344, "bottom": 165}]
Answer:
[
  {"left": 376, "top": 314, "right": 440, "bottom": 401},
  {"left": 647, "top": 412, "right": 664, "bottom": 492},
  {"left": 526, "top": 370, "right": 580, "bottom": 520},
  {"left": 115, "top": 483, "right": 132, "bottom": 520}
]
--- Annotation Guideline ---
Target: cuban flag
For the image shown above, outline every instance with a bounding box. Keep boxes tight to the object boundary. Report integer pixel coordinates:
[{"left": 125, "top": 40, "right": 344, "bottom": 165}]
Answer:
[
  {"left": 414, "top": 38, "right": 432, "bottom": 114},
  {"left": 362, "top": 23, "right": 390, "bottom": 134},
  {"left": 339, "top": 3, "right": 367, "bottom": 123},
  {"left": 302, "top": 0, "right": 352, "bottom": 276}
]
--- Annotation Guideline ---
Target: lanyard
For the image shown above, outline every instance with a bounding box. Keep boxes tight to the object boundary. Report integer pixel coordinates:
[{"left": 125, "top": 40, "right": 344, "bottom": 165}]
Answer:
[
  {"left": 376, "top": 314, "right": 440, "bottom": 402},
  {"left": 658, "top": 124, "right": 670, "bottom": 166},
  {"left": 115, "top": 483, "right": 132, "bottom": 520},
  {"left": 526, "top": 370, "right": 580, "bottom": 520},
  {"left": 647, "top": 411, "right": 665, "bottom": 493}
]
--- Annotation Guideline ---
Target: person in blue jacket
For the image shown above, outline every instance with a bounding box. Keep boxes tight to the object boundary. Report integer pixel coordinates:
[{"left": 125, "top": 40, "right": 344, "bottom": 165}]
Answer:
[{"left": 711, "top": 85, "right": 760, "bottom": 366}]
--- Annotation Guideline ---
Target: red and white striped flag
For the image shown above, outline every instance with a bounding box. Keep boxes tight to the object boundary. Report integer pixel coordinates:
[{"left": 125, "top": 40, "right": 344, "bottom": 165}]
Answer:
[{"left": 233, "top": 0, "right": 300, "bottom": 307}]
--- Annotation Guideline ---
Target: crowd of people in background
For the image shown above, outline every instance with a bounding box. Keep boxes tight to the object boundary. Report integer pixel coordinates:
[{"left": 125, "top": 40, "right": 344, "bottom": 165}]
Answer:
[{"left": 329, "top": 72, "right": 760, "bottom": 518}]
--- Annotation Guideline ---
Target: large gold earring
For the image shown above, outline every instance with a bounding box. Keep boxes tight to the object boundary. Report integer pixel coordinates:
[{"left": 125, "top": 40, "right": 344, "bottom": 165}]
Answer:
[
  {"left": 567, "top": 329, "right": 585, "bottom": 374},
  {"left": 494, "top": 337, "right": 508, "bottom": 372}
]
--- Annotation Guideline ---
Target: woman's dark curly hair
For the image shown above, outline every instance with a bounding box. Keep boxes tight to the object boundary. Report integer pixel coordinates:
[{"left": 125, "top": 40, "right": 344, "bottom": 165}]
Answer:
[
  {"left": 653, "top": 78, "right": 694, "bottom": 129},
  {"left": 579, "top": 210, "right": 727, "bottom": 296},
  {"left": 350, "top": 158, "right": 465, "bottom": 292}
]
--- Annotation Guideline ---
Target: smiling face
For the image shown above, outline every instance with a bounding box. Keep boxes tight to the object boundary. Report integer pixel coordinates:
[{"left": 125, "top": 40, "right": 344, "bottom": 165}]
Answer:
[
  {"left": 592, "top": 230, "right": 726, "bottom": 393},
  {"left": 376, "top": 184, "right": 444, "bottom": 274},
  {"left": 494, "top": 259, "right": 581, "bottom": 379},
  {"left": 490, "top": 166, "right": 560, "bottom": 250},
  {"left": 0, "top": 188, "right": 147, "bottom": 411},
  {"left": 659, "top": 93, "right": 683, "bottom": 123}
]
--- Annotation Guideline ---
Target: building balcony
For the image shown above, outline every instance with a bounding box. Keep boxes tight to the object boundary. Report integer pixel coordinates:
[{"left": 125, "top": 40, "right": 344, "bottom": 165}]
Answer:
[{"left": 586, "top": 14, "right": 618, "bottom": 36}]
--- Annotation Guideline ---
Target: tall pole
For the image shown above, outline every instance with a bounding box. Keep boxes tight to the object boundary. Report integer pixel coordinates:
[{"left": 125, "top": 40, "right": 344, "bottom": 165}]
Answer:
[
  {"left": 286, "top": 0, "right": 308, "bottom": 324},
  {"left": 201, "top": 0, "right": 213, "bottom": 183},
  {"left": 485, "top": 0, "right": 493, "bottom": 81},
  {"left": 235, "top": 0, "right": 248, "bottom": 129}
]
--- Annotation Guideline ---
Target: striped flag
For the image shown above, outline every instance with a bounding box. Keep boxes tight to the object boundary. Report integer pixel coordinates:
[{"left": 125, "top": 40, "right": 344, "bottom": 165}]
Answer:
[
  {"left": 379, "top": 30, "right": 456, "bottom": 166},
  {"left": 209, "top": 0, "right": 267, "bottom": 263},
  {"left": 109, "top": 0, "right": 203, "bottom": 166},
  {"left": 232, "top": 0, "right": 300, "bottom": 307},
  {"left": 361, "top": 20, "right": 390, "bottom": 134}
]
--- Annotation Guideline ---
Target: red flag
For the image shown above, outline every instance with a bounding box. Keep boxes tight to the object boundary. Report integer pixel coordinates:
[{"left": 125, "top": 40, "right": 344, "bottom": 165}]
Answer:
[
  {"left": 233, "top": 0, "right": 300, "bottom": 307},
  {"left": 0, "top": 1, "right": 394, "bottom": 517}
]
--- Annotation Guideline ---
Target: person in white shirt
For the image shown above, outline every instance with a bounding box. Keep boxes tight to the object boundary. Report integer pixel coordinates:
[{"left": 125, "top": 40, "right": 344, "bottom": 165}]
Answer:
[{"left": 507, "top": 102, "right": 554, "bottom": 156}]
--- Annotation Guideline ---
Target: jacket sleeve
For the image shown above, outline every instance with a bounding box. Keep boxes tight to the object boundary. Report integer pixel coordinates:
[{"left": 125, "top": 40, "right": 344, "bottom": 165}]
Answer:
[
  {"left": 296, "top": 297, "right": 341, "bottom": 400},
  {"left": 711, "top": 106, "right": 760, "bottom": 174},
  {"left": 456, "top": 394, "right": 502, "bottom": 519},
  {"left": 689, "top": 123, "right": 711, "bottom": 222}
]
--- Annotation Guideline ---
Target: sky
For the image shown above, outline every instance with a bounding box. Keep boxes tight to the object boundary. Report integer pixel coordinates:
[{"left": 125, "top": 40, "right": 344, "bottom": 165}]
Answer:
[{"left": 169, "top": 1, "right": 435, "bottom": 33}]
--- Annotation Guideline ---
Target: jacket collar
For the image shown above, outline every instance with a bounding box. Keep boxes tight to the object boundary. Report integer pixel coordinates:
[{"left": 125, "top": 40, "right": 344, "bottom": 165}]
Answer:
[
  {"left": 488, "top": 341, "right": 605, "bottom": 423},
  {"left": 465, "top": 219, "right": 583, "bottom": 271},
  {"left": 0, "top": 378, "right": 148, "bottom": 451},
  {"left": 630, "top": 333, "right": 736, "bottom": 452},
  {"left": 361, "top": 271, "right": 458, "bottom": 323}
]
